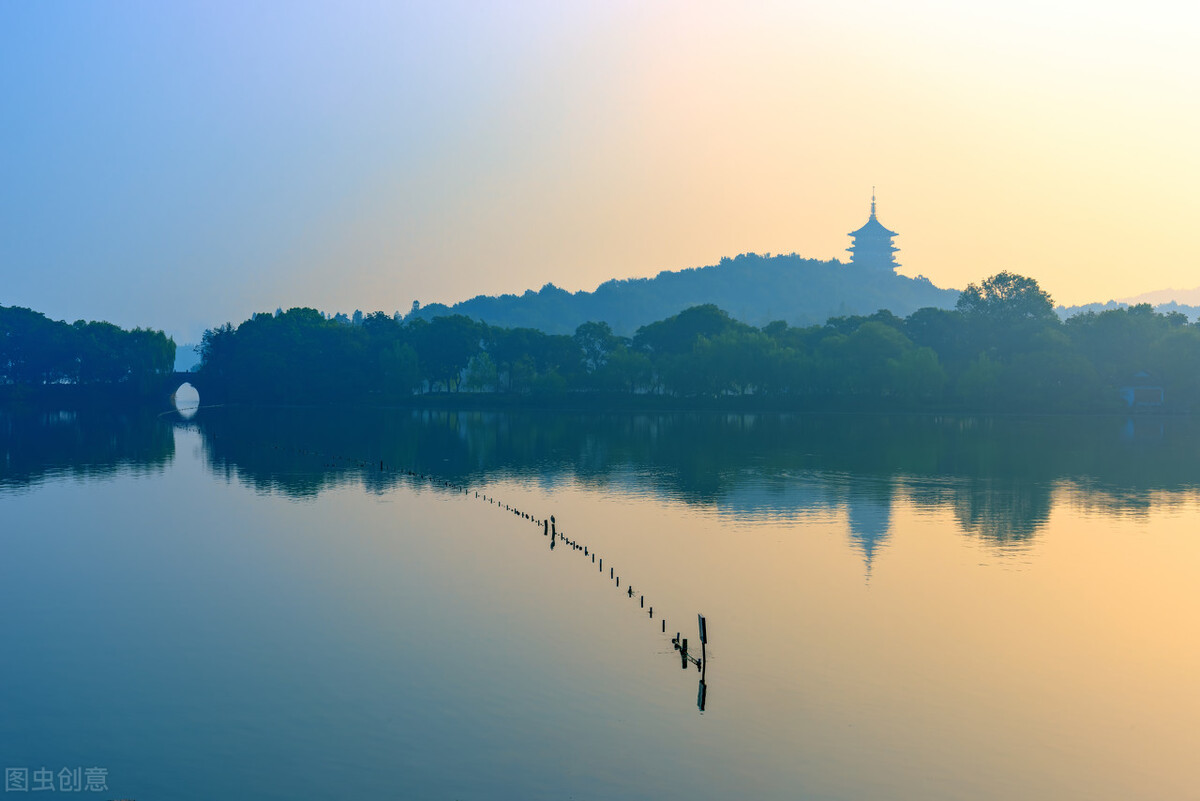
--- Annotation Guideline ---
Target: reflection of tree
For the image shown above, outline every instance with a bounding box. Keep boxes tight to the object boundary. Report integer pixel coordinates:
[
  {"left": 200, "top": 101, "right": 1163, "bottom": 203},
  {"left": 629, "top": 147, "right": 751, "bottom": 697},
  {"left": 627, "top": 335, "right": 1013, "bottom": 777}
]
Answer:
[
  {"left": 13, "top": 403, "right": 1200, "bottom": 568},
  {"left": 178, "top": 409, "right": 1200, "bottom": 553},
  {"left": 1059, "top": 480, "right": 1154, "bottom": 519},
  {"left": 0, "top": 409, "right": 174, "bottom": 489},
  {"left": 950, "top": 479, "right": 1052, "bottom": 548}
]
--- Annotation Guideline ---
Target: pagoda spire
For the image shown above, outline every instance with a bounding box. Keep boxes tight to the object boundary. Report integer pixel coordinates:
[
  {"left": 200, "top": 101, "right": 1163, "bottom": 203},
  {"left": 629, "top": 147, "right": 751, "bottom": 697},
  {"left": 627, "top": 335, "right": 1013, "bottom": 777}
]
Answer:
[{"left": 846, "top": 191, "right": 899, "bottom": 273}]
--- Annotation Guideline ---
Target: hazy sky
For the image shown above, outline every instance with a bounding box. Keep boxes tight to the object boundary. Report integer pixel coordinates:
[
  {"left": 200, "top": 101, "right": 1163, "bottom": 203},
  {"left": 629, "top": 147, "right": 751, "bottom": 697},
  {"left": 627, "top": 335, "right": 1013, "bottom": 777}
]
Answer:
[{"left": 3, "top": 1, "right": 1198, "bottom": 342}]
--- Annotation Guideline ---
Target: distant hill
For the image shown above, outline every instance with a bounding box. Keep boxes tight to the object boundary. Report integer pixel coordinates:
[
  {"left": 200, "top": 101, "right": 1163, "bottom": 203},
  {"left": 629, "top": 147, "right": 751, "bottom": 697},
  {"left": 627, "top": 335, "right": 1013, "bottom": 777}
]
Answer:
[
  {"left": 174, "top": 342, "right": 201, "bottom": 372},
  {"left": 1119, "top": 286, "right": 1200, "bottom": 307},
  {"left": 1056, "top": 284, "right": 1200, "bottom": 323},
  {"left": 409, "top": 253, "right": 960, "bottom": 335},
  {"left": 1057, "top": 300, "right": 1200, "bottom": 323}
]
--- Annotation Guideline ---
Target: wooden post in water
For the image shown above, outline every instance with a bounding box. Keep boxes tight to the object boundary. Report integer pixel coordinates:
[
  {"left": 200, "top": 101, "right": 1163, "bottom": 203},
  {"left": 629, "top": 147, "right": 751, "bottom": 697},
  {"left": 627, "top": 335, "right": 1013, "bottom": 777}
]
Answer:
[{"left": 681, "top": 638, "right": 688, "bottom": 669}]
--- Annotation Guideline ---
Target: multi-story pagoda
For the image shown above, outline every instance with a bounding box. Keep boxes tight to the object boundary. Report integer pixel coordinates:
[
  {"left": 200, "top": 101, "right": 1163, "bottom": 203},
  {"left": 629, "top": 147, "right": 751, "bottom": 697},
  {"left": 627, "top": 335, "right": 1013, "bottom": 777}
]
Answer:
[{"left": 846, "top": 190, "right": 899, "bottom": 273}]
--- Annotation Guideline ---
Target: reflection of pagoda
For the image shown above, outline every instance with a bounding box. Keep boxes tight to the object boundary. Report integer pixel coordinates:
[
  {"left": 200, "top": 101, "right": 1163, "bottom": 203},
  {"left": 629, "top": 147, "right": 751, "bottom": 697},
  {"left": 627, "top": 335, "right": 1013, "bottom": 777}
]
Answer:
[
  {"left": 846, "top": 486, "right": 893, "bottom": 578},
  {"left": 846, "top": 189, "right": 899, "bottom": 273}
]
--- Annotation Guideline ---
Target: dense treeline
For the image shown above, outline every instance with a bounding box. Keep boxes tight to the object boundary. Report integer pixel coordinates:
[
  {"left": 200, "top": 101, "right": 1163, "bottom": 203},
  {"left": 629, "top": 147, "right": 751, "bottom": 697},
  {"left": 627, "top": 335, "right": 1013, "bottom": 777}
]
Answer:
[
  {"left": 197, "top": 272, "right": 1200, "bottom": 412},
  {"left": 0, "top": 305, "right": 175, "bottom": 390}
]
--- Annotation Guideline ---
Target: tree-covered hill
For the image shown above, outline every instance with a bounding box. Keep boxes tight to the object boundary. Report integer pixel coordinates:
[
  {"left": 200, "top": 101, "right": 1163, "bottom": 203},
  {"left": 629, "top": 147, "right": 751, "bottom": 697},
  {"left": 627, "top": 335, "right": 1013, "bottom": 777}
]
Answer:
[
  {"left": 194, "top": 272, "right": 1200, "bottom": 414},
  {"left": 409, "top": 253, "right": 959, "bottom": 335}
]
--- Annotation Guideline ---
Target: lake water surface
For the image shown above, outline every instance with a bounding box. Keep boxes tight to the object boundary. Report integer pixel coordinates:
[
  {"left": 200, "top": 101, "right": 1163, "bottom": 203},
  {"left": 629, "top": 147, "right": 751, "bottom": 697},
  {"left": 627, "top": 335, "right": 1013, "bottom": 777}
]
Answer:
[{"left": 2, "top": 406, "right": 1198, "bottom": 799}]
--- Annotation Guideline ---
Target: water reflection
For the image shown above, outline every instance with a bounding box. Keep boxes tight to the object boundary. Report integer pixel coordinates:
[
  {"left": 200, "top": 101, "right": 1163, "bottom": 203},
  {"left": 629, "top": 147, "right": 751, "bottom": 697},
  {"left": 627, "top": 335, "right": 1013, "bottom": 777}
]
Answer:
[
  {"left": 186, "top": 408, "right": 1200, "bottom": 545},
  {"left": 6, "top": 407, "right": 1200, "bottom": 550},
  {"left": 845, "top": 480, "right": 893, "bottom": 571},
  {"left": 0, "top": 408, "right": 173, "bottom": 491},
  {"left": 951, "top": 478, "right": 1051, "bottom": 548},
  {"left": 7, "top": 406, "right": 1200, "bottom": 797}
]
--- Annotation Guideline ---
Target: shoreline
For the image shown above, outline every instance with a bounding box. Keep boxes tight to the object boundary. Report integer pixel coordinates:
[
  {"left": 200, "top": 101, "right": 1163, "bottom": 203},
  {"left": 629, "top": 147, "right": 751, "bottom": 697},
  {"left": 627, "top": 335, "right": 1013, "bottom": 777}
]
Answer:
[{"left": 0, "top": 383, "right": 1180, "bottom": 417}]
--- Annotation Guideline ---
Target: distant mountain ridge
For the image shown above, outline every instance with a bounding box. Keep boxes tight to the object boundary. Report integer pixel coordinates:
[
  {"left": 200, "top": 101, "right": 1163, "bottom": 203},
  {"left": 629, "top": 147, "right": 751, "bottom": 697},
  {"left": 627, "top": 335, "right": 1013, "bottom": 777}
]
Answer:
[
  {"left": 409, "top": 253, "right": 960, "bottom": 335},
  {"left": 1120, "top": 286, "right": 1200, "bottom": 307},
  {"left": 1054, "top": 285, "right": 1200, "bottom": 323},
  {"left": 1058, "top": 300, "right": 1200, "bottom": 323}
]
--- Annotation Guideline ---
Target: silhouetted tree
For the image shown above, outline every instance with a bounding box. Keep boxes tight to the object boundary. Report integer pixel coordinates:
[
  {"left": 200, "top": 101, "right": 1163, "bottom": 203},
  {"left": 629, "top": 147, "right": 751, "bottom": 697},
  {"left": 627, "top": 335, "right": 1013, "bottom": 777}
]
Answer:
[
  {"left": 0, "top": 305, "right": 173, "bottom": 390},
  {"left": 410, "top": 315, "right": 481, "bottom": 392},
  {"left": 634, "top": 304, "right": 749, "bottom": 355},
  {"left": 956, "top": 271, "right": 1056, "bottom": 325},
  {"left": 573, "top": 321, "right": 620, "bottom": 374},
  {"left": 463, "top": 352, "right": 499, "bottom": 392}
]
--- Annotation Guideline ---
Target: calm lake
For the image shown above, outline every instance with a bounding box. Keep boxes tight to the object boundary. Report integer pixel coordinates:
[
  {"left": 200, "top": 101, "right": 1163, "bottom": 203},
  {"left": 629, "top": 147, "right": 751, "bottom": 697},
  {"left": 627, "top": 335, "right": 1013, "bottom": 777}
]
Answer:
[{"left": 2, "top": 404, "right": 1198, "bottom": 800}]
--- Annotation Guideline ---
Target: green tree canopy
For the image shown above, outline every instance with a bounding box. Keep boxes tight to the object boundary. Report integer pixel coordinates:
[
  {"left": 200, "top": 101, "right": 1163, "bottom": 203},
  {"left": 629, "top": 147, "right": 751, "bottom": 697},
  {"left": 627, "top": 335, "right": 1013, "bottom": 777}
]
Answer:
[
  {"left": 633, "top": 304, "right": 750, "bottom": 355},
  {"left": 956, "top": 271, "right": 1056, "bottom": 326}
]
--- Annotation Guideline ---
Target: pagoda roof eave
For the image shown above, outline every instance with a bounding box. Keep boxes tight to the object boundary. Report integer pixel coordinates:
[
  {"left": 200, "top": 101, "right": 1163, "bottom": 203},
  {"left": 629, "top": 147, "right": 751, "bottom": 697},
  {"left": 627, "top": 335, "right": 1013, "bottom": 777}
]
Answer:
[{"left": 848, "top": 217, "right": 898, "bottom": 238}]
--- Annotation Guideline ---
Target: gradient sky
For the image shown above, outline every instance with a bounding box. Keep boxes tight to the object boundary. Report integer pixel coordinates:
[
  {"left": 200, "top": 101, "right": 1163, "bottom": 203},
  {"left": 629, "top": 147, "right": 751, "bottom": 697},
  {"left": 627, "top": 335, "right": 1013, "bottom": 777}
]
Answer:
[{"left": 3, "top": 1, "right": 1198, "bottom": 342}]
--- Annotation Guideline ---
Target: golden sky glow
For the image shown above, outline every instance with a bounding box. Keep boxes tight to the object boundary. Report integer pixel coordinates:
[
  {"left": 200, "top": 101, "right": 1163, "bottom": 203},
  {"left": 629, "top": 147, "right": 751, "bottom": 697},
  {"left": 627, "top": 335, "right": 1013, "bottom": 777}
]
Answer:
[{"left": 2, "top": 1, "right": 1198, "bottom": 338}]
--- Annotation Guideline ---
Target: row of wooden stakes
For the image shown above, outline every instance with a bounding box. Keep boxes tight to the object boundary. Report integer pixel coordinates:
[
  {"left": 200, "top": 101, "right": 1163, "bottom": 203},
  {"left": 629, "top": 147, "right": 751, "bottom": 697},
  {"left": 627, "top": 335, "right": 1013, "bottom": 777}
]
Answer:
[{"left": 273, "top": 443, "right": 708, "bottom": 680}]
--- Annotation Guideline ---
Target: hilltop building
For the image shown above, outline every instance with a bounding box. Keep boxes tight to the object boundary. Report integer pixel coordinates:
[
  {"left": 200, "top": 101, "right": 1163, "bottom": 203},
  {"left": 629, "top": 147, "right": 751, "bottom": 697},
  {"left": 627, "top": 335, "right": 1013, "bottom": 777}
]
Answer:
[{"left": 847, "top": 191, "right": 899, "bottom": 273}]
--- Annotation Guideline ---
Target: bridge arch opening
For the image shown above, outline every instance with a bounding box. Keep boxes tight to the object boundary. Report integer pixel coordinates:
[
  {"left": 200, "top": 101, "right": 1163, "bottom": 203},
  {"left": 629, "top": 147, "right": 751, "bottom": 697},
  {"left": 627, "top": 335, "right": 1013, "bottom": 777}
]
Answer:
[{"left": 172, "top": 382, "right": 200, "bottom": 419}]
